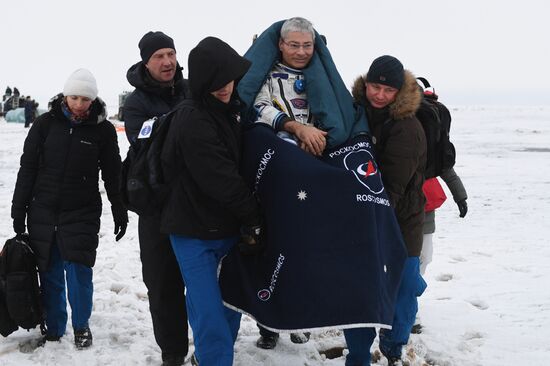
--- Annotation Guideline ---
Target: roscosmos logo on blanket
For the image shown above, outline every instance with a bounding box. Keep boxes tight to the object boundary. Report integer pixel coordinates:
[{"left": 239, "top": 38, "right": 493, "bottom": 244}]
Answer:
[
  {"left": 257, "top": 254, "right": 285, "bottom": 301},
  {"left": 343, "top": 148, "right": 384, "bottom": 195}
]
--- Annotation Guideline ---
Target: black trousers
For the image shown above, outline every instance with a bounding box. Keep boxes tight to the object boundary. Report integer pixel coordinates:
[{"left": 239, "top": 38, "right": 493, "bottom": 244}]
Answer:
[{"left": 139, "top": 215, "right": 188, "bottom": 357}]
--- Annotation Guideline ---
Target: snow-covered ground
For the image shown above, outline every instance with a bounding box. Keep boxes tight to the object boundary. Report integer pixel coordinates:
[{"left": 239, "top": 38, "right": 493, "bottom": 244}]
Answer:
[{"left": 0, "top": 106, "right": 549, "bottom": 365}]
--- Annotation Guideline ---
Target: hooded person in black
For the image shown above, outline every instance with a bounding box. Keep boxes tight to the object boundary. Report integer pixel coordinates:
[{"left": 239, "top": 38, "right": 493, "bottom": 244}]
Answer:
[
  {"left": 160, "top": 37, "right": 261, "bottom": 366},
  {"left": 122, "top": 31, "right": 189, "bottom": 366}
]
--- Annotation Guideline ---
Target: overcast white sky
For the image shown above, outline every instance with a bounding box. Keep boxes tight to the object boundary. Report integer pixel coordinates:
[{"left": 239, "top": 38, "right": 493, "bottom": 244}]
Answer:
[{"left": 1, "top": 0, "right": 548, "bottom": 109}]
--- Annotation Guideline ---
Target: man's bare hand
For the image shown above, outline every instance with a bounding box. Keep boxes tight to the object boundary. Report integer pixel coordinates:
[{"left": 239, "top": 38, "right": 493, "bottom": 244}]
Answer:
[{"left": 284, "top": 121, "right": 328, "bottom": 156}]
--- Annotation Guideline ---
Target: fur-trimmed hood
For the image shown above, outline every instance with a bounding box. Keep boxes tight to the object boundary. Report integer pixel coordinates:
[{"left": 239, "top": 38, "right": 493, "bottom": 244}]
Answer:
[{"left": 351, "top": 69, "right": 421, "bottom": 120}]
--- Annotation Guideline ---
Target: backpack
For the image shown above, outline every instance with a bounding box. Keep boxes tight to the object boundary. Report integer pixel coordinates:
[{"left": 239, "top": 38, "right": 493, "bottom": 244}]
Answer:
[
  {"left": 416, "top": 77, "right": 456, "bottom": 178},
  {"left": 0, "top": 234, "right": 45, "bottom": 337},
  {"left": 380, "top": 77, "right": 456, "bottom": 179},
  {"left": 121, "top": 104, "right": 186, "bottom": 216}
]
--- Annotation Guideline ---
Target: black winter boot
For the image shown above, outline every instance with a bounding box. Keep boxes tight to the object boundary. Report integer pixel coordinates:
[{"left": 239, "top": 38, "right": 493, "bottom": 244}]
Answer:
[
  {"left": 36, "top": 334, "right": 62, "bottom": 348},
  {"left": 161, "top": 352, "right": 186, "bottom": 366},
  {"left": 410, "top": 323, "right": 423, "bottom": 334},
  {"left": 381, "top": 349, "right": 402, "bottom": 365},
  {"left": 74, "top": 327, "right": 93, "bottom": 349},
  {"left": 290, "top": 332, "right": 311, "bottom": 344},
  {"left": 256, "top": 333, "right": 279, "bottom": 349}
]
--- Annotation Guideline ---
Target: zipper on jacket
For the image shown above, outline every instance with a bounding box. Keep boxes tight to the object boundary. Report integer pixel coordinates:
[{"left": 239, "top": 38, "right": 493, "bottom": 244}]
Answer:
[{"left": 53, "top": 125, "right": 75, "bottom": 228}]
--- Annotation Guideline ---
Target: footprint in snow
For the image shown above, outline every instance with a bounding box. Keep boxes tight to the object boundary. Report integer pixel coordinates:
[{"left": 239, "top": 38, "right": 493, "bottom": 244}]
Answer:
[
  {"left": 450, "top": 255, "right": 467, "bottom": 262},
  {"left": 467, "top": 298, "right": 489, "bottom": 310},
  {"left": 436, "top": 273, "right": 454, "bottom": 282},
  {"left": 472, "top": 251, "right": 492, "bottom": 257},
  {"left": 505, "top": 265, "right": 531, "bottom": 273},
  {"left": 463, "top": 331, "right": 485, "bottom": 340}
]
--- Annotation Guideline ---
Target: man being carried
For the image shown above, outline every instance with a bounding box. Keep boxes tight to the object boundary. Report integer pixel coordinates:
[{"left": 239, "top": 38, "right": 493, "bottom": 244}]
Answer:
[{"left": 237, "top": 16, "right": 369, "bottom": 350}]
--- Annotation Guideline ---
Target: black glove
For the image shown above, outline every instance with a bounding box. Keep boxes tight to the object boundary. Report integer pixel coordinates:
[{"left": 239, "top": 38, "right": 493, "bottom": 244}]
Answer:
[
  {"left": 238, "top": 224, "right": 263, "bottom": 255},
  {"left": 13, "top": 217, "right": 26, "bottom": 235},
  {"left": 457, "top": 199, "right": 468, "bottom": 218},
  {"left": 111, "top": 202, "right": 128, "bottom": 241}
]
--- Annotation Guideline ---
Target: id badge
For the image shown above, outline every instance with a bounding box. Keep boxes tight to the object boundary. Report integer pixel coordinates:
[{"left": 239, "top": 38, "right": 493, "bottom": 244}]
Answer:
[{"left": 138, "top": 118, "right": 156, "bottom": 139}]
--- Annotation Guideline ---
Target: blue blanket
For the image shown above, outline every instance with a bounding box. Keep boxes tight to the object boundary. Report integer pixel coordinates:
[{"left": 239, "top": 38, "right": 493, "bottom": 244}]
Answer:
[
  {"left": 237, "top": 20, "right": 369, "bottom": 148},
  {"left": 219, "top": 126, "right": 407, "bottom": 332}
]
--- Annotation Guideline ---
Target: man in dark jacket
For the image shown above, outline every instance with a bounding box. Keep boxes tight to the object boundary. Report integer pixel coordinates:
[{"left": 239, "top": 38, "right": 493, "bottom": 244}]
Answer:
[
  {"left": 122, "top": 31, "right": 190, "bottom": 366},
  {"left": 348, "top": 55, "right": 428, "bottom": 365}
]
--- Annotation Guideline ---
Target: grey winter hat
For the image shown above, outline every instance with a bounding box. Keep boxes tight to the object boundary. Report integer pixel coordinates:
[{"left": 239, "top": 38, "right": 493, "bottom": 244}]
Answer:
[
  {"left": 366, "top": 55, "right": 404, "bottom": 90},
  {"left": 139, "top": 31, "right": 175, "bottom": 63},
  {"left": 63, "top": 68, "right": 98, "bottom": 100}
]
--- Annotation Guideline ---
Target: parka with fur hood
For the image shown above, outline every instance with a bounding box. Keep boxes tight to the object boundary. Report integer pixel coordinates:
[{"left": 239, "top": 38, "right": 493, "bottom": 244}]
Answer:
[{"left": 352, "top": 70, "right": 427, "bottom": 256}]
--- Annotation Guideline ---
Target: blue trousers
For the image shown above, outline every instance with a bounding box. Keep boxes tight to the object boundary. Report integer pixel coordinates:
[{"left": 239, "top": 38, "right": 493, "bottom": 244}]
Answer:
[
  {"left": 379, "top": 256, "right": 427, "bottom": 358},
  {"left": 343, "top": 327, "right": 376, "bottom": 366},
  {"left": 170, "top": 235, "right": 241, "bottom": 366},
  {"left": 39, "top": 243, "right": 93, "bottom": 337},
  {"left": 344, "top": 257, "right": 426, "bottom": 364}
]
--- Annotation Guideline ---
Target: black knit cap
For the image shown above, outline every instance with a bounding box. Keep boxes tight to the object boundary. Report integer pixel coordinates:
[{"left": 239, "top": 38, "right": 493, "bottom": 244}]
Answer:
[
  {"left": 139, "top": 31, "right": 176, "bottom": 63},
  {"left": 366, "top": 55, "right": 404, "bottom": 90}
]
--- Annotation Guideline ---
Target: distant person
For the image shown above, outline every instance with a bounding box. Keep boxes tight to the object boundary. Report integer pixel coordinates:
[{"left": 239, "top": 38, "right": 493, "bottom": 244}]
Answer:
[
  {"left": 122, "top": 31, "right": 190, "bottom": 366},
  {"left": 11, "top": 68, "right": 127, "bottom": 349},
  {"left": 160, "top": 36, "right": 262, "bottom": 366},
  {"left": 24, "top": 96, "right": 34, "bottom": 127},
  {"left": 350, "top": 55, "right": 427, "bottom": 365},
  {"left": 3, "top": 86, "right": 12, "bottom": 101}
]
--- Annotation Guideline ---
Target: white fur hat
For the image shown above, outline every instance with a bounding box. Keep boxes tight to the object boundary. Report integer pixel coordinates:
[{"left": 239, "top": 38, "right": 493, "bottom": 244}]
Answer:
[{"left": 63, "top": 68, "right": 98, "bottom": 100}]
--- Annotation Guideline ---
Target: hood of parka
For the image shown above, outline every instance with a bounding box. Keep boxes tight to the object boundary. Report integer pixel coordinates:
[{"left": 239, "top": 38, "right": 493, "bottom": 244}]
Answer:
[
  {"left": 351, "top": 69, "right": 421, "bottom": 120},
  {"left": 188, "top": 37, "right": 251, "bottom": 100}
]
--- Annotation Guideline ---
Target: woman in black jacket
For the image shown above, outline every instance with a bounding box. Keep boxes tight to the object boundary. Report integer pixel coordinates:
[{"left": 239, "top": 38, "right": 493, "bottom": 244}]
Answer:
[
  {"left": 11, "top": 69, "right": 128, "bottom": 349},
  {"left": 161, "top": 37, "right": 261, "bottom": 366}
]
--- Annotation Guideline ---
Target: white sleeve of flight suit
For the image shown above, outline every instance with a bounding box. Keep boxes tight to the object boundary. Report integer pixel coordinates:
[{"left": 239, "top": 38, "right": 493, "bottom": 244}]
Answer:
[{"left": 253, "top": 78, "right": 289, "bottom": 130}]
